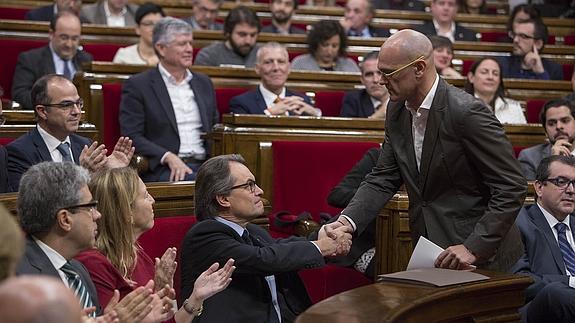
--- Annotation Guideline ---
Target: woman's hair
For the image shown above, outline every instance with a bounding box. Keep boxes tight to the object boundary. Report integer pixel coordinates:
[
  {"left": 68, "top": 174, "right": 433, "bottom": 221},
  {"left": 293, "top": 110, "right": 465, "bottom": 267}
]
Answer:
[
  {"left": 464, "top": 57, "right": 506, "bottom": 108},
  {"left": 89, "top": 167, "right": 141, "bottom": 280},
  {"left": 307, "top": 20, "right": 347, "bottom": 58},
  {"left": 458, "top": 0, "right": 487, "bottom": 14},
  {"left": 135, "top": 2, "right": 165, "bottom": 25}
]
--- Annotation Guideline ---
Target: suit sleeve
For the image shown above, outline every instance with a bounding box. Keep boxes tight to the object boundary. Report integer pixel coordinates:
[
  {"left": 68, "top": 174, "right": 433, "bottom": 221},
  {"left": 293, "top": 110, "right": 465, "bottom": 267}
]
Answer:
[
  {"left": 517, "top": 150, "right": 537, "bottom": 181},
  {"left": 340, "top": 92, "right": 359, "bottom": 117},
  {"left": 229, "top": 96, "right": 250, "bottom": 114},
  {"left": 512, "top": 252, "right": 569, "bottom": 302},
  {"left": 194, "top": 47, "right": 215, "bottom": 66},
  {"left": 11, "top": 52, "right": 36, "bottom": 110},
  {"left": 458, "top": 101, "right": 527, "bottom": 259},
  {"left": 6, "top": 143, "right": 34, "bottom": 191}
]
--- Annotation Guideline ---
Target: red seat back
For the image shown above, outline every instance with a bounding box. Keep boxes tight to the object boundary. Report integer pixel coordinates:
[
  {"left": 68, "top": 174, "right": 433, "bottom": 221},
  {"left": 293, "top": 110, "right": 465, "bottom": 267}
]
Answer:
[
  {"left": 272, "top": 141, "right": 380, "bottom": 221},
  {"left": 563, "top": 64, "right": 573, "bottom": 81},
  {"left": 0, "top": 7, "right": 29, "bottom": 19},
  {"left": 314, "top": 91, "right": 346, "bottom": 117},
  {"left": 102, "top": 83, "right": 123, "bottom": 149},
  {"left": 82, "top": 43, "right": 124, "bottom": 61},
  {"left": 462, "top": 59, "right": 475, "bottom": 76},
  {"left": 564, "top": 35, "right": 575, "bottom": 46},
  {"left": 526, "top": 99, "right": 546, "bottom": 124},
  {"left": 0, "top": 138, "right": 16, "bottom": 146},
  {"left": 0, "top": 38, "right": 46, "bottom": 100},
  {"left": 479, "top": 31, "right": 508, "bottom": 43},
  {"left": 138, "top": 215, "right": 197, "bottom": 304},
  {"left": 216, "top": 87, "right": 249, "bottom": 119}
]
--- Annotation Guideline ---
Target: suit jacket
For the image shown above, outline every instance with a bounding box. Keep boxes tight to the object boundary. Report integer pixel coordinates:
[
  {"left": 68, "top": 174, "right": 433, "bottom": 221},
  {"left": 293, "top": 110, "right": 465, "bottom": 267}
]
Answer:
[
  {"left": 498, "top": 56, "right": 564, "bottom": 81},
  {"left": 415, "top": 21, "right": 478, "bottom": 41},
  {"left": 229, "top": 88, "right": 312, "bottom": 115},
  {"left": 80, "top": 1, "right": 138, "bottom": 26},
  {"left": 518, "top": 143, "right": 551, "bottom": 181},
  {"left": 25, "top": 5, "right": 90, "bottom": 23},
  {"left": 119, "top": 67, "right": 218, "bottom": 177},
  {"left": 261, "top": 24, "right": 306, "bottom": 35},
  {"left": 0, "top": 146, "right": 10, "bottom": 193},
  {"left": 180, "top": 220, "right": 324, "bottom": 323},
  {"left": 340, "top": 89, "right": 377, "bottom": 118},
  {"left": 11, "top": 45, "right": 93, "bottom": 110},
  {"left": 6, "top": 127, "right": 90, "bottom": 190},
  {"left": 374, "top": 0, "right": 426, "bottom": 11},
  {"left": 348, "top": 25, "right": 390, "bottom": 38},
  {"left": 343, "top": 78, "right": 527, "bottom": 272},
  {"left": 512, "top": 205, "right": 574, "bottom": 302},
  {"left": 17, "top": 236, "right": 101, "bottom": 315}
]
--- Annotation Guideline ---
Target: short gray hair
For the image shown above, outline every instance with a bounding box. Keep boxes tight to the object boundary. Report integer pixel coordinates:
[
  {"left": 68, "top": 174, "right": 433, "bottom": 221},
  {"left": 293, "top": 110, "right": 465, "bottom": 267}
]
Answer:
[
  {"left": 256, "top": 42, "right": 288, "bottom": 64},
  {"left": 18, "top": 162, "right": 90, "bottom": 235},
  {"left": 195, "top": 154, "right": 246, "bottom": 221},
  {"left": 153, "top": 16, "right": 193, "bottom": 47}
]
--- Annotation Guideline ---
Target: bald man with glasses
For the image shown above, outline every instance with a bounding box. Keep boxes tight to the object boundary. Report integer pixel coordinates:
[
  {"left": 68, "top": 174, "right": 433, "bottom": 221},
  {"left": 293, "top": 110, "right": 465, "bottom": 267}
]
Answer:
[{"left": 326, "top": 29, "right": 527, "bottom": 273}]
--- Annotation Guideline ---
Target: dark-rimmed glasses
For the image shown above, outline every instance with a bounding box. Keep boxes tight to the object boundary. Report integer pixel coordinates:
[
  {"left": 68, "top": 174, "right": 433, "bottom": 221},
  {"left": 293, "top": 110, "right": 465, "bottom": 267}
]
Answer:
[
  {"left": 508, "top": 31, "right": 537, "bottom": 40},
  {"left": 43, "top": 99, "right": 84, "bottom": 111},
  {"left": 544, "top": 177, "right": 575, "bottom": 190},
  {"left": 229, "top": 180, "right": 257, "bottom": 194},
  {"left": 59, "top": 200, "right": 99, "bottom": 215},
  {"left": 380, "top": 55, "right": 425, "bottom": 80}
]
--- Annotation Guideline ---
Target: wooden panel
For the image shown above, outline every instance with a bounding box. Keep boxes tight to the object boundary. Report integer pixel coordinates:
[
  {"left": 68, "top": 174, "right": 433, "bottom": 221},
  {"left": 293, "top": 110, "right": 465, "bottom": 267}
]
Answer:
[{"left": 0, "top": 124, "right": 99, "bottom": 141}]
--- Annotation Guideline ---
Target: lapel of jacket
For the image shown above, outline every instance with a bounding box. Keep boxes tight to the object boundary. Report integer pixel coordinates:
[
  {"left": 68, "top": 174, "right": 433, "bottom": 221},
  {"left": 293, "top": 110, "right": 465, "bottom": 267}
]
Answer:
[
  {"left": 31, "top": 127, "right": 54, "bottom": 162},
  {"left": 256, "top": 88, "right": 270, "bottom": 114},
  {"left": 418, "top": 78, "right": 445, "bottom": 192},
  {"left": 189, "top": 74, "right": 209, "bottom": 132},
  {"left": 69, "top": 135, "right": 85, "bottom": 164},
  {"left": 150, "top": 68, "right": 179, "bottom": 134},
  {"left": 391, "top": 101, "right": 418, "bottom": 180},
  {"left": 360, "top": 90, "right": 375, "bottom": 117},
  {"left": 530, "top": 205, "right": 568, "bottom": 274},
  {"left": 42, "top": 46, "right": 56, "bottom": 75},
  {"left": 25, "top": 236, "right": 61, "bottom": 277}
]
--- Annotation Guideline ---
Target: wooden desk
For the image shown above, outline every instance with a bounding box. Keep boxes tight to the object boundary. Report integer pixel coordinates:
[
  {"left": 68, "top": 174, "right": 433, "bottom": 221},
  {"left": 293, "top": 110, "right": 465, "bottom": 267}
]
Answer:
[{"left": 295, "top": 270, "right": 532, "bottom": 323}]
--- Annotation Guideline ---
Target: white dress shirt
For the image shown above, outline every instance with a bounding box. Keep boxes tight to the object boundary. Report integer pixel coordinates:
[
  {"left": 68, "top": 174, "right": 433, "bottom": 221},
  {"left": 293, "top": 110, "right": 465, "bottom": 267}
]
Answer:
[
  {"left": 37, "top": 125, "right": 73, "bottom": 162},
  {"left": 50, "top": 44, "right": 77, "bottom": 78},
  {"left": 104, "top": 0, "right": 127, "bottom": 27},
  {"left": 433, "top": 19, "right": 456, "bottom": 43},
  {"left": 33, "top": 237, "right": 70, "bottom": 287}
]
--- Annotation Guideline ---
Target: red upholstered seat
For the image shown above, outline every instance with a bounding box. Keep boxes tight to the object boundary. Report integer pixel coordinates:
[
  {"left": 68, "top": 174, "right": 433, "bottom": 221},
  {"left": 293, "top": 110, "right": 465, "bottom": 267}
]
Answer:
[
  {"left": 138, "top": 215, "right": 197, "bottom": 304},
  {"left": 513, "top": 146, "right": 526, "bottom": 158},
  {"left": 526, "top": 99, "right": 546, "bottom": 124},
  {"left": 0, "top": 138, "right": 15, "bottom": 146},
  {"left": 565, "top": 35, "right": 575, "bottom": 46},
  {"left": 0, "top": 7, "right": 29, "bottom": 19},
  {"left": 479, "top": 31, "right": 508, "bottom": 43},
  {"left": 0, "top": 38, "right": 46, "bottom": 100},
  {"left": 82, "top": 43, "right": 124, "bottom": 61},
  {"left": 102, "top": 83, "right": 123, "bottom": 149},
  {"left": 563, "top": 64, "right": 573, "bottom": 81},
  {"left": 314, "top": 91, "right": 346, "bottom": 117},
  {"left": 298, "top": 267, "right": 371, "bottom": 304},
  {"left": 462, "top": 59, "right": 474, "bottom": 76},
  {"left": 216, "top": 87, "right": 249, "bottom": 119}
]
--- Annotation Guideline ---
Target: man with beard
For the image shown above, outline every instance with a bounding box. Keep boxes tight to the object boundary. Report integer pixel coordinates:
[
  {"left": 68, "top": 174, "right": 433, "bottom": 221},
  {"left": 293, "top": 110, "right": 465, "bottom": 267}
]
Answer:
[
  {"left": 498, "top": 18, "right": 563, "bottom": 80},
  {"left": 261, "top": 0, "right": 305, "bottom": 35},
  {"left": 340, "top": 51, "right": 389, "bottom": 118},
  {"left": 184, "top": 0, "right": 224, "bottom": 31},
  {"left": 519, "top": 99, "right": 575, "bottom": 180},
  {"left": 229, "top": 42, "right": 319, "bottom": 116},
  {"left": 194, "top": 6, "right": 260, "bottom": 67}
]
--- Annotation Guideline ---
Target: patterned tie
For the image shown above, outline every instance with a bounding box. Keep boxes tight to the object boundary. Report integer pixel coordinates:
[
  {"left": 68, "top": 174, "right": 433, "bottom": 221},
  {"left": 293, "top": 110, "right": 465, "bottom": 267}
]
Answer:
[
  {"left": 555, "top": 223, "right": 575, "bottom": 275},
  {"left": 63, "top": 60, "right": 73, "bottom": 80},
  {"left": 56, "top": 142, "right": 73, "bottom": 162},
  {"left": 273, "top": 96, "right": 281, "bottom": 104},
  {"left": 61, "top": 262, "right": 96, "bottom": 317}
]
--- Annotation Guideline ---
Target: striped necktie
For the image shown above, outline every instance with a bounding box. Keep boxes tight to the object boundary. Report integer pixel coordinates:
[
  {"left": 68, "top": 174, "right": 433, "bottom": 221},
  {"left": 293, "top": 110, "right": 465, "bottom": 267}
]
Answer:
[
  {"left": 61, "top": 262, "right": 96, "bottom": 317},
  {"left": 63, "top": 60, "right": 73, "bottom": 80},
  {"left": 555, "top": 223, "right": 575, "bottom": 275},
  {"left": 56, "top": 142, "right": 73, "bottom": 162}
]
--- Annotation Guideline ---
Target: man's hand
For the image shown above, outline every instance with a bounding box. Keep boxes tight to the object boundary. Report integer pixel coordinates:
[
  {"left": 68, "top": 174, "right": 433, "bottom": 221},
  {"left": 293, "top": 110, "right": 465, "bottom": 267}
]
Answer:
[
  {"left": 434, "top": 244, "right": 477, "bottom": 270},
  {"left": 163, "top": 153, "right": 193, "bottom": 182},
  {"left": 317, "top": 219, "right": 354, "bottom": 257},
  {"left": 369, "top": 104, "right": 387, "bottom": 120},
  {"left": 80, "top": 142, "right": 108, "bottom": 172},
  {"left": 105, "top": 281, "right": 155, "bottom": 323},
  {"left": 154, "top": 247, "right": 177, "bottom": 292},
  {"left": 145, "top": 284, "right": 176, "bottom": 322},
  {"left": 106, "top": 137, "right": 135, "bottom": 169},
  {"left": 523, "top": 44, "right": 545, "bottom": 74},
  {"left": 191, "top": 258, "right": 235, "bottom": 301},
  {"left": 267, "top": 96, "right": 319, "bottom": 116},
  {"left": 338, "top": 17, "right": 352, "bottom": 32},
  {"left": 551, "top": 139, "right": 573, "bottom": 156}
]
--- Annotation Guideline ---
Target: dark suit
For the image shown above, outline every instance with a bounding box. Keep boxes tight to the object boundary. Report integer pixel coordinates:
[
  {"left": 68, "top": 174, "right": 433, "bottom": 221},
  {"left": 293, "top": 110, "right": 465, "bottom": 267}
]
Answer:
[
  {"left": 261, "top": 24, "right": 306, "bottom": 34},
  {"left": 25, "top": 5, "right": 90, "bottom": 23},
  {"left": 229, "top": 88, "right": 313, "bottom": 115},
  {"left": 348, "top": 25, "right": 390, "bottom": 38},
  {"left": 517, "top": 143, "right": 551, "bottom": 181},
  {"left": 343, "top": 78, "right": 527, "bottom": 272},
  {"left": 11, "top": 45, "right": 93, "bottom": 110},
  {"left": 181, "top": 220, "right": 323, "bottom": 323},
  {"left": 415, "top": 21, "right": 478, "bottom": 41},
  {"left": 498, "top": 56, "right": 564, "bottom": 81},
  {"left": 6, "top": 127, "right": 90, "bottom": 190},
  {"left": 0, "top": 145, "right": 10, "bottom": 193},
  {"left": 340, "top": 89, "right": 378, "bottom": 118},
  {"left": 80, "top": 1, "right": 138, "bottom": 26},
  {"left": 17, "top": 236, "right": 101, "bottom": 315},
  {"left": 119, "top": 68, "right": 218, "bottom": 181},
  {"left": 374, "top": 0, "right": 426, "bottom": 11}
]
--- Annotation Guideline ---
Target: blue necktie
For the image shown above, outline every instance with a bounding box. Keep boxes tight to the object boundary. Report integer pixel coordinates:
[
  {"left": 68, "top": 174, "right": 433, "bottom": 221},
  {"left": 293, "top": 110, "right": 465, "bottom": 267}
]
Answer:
[
  {"left": 56, "top": 142, "right": 73, "bottom": 162},
  {"left": 555, "top": 223, "right": 575, "bottom": 275},
  {"left": 61, "top": 262, "right": 96, "bottom": 317},
  {"left": 63, "top": 60, "right": 72, "bottom": 80}
]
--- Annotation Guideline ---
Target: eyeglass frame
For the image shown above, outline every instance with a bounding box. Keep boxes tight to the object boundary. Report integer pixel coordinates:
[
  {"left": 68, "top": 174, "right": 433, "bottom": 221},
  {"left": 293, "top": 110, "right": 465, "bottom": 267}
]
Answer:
[
  {"left": 41, "top": 98, "right": 84, "bottom": 111},
  {"left": 229, "top": 179, "right": 258, "bottom": 194},
  {"left": 57, "top": 200, "right": 99, "bottom": 216},
  {"left": 380, "top": 55, "right": 426, "bottom": 80},
  {"left": 543, "top": 177, "right": 575, "bottom": 190},
  {"left": 508, "top": 31, "right": 538, "bottom": 41}
]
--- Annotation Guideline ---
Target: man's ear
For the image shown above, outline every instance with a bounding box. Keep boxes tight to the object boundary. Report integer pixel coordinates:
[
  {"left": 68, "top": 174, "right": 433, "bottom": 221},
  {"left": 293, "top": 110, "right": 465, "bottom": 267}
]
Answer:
[
  {"left": 56, "top": 209, "right": 73, "bottom": 233},
  {"left": 534, "top": 180, "right": 544, "bottom": 200},
  {"left": 36, "top": 105, "right": 48, "bottom": 120},
  {"left": 535, "top": 39, "right": 544, "bottom": 52},
  {"left": 215, "top": 195, "right": 231, "bottom": 208}
]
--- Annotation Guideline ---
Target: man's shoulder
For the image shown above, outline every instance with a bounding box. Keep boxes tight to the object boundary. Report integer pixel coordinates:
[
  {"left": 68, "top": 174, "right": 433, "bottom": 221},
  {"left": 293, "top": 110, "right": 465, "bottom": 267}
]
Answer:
[
  {"left": 25, "top": 5, "right": 53, "bottom": 20},
  {"left": 199, "top": 42, "right": 225, "bottom": 53},
  {"left": 231, "top": 89, "right": 258, "bottom": 102},
  {"left": 127, "top": 67, "right": 158, "bottom": 84},
  {"left": 7, "top": 129, "right": 37, "bottom": 151},
  {"left": 518, "top": 143, "right": 549, "bottom": 159},
  {"left": 70, "top": 133, "right": 92, "bottom": 146},
  {"left": 19, "top": 45, "right": 49, "bottom": 60},
  {"left": 261, "top": 25, "right": 276, "bottom": 33}
]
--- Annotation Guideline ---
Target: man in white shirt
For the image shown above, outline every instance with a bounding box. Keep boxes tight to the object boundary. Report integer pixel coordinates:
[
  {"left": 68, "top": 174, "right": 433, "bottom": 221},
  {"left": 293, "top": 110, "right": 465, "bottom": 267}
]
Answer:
[
  {"left": 414, "top": 0, "right": 477, "bottom": 42},
  {"left": 81, "top": 0, "right": 139, "bottom": 26},
  {"left": 512, "top": 155, "right": 575, "bottom": 323}
]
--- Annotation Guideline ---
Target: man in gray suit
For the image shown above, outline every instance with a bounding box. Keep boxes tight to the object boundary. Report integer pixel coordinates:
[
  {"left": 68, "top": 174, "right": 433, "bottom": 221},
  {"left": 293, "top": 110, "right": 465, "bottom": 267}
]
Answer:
[
  {"left": 12, "top": 11, "right": 92, "bottom": 110},
  {"left": 327, "top": 29, "right": 527, "bottom": 272},
  {"left": 518, "top": 99, "right": 575, "bottom": 180},
  {"left": 81, "top": 0, "right": 138, "bottom": 26}
]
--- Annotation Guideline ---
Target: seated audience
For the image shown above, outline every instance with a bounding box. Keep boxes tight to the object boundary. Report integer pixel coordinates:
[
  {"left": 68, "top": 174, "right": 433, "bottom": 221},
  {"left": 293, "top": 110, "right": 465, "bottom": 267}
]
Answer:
[
  {"left": 430, "top": 35, "right": 462, "bottom": 78},
  {"left": 184, "top": 0, "right": 224, "bottom": 30},
  {"left": 12, "top": 11, "right": 92, "bottom": 110},
  {"left": 180, "top": 154, "right": 352, "bottom": 322},
  {"left": 415, "top": 0, "right": 478, "bottom": 42},
  {"left": 113, "top": 3, "right": 165, "bottom": 65},
  {"left": 464, "top": 58, "right": 527, "bottom": 124},
  {"left": 458, "top": 0, "right": 488, "bottom": 14},
  {"left": 194, "top": 6, "right": 260, "bottom": 67},
  {"left": 512, "top": 155, "right": 575, "bottom": 323},
  {"left": 76, "top": 167, "right": 235, "bottom": 322},
  {"left": 306, "top": 0, "right": 336, "bottom": 6},
  {"left": 81, "top": 0, "right": 139, "bottom": 26},
  {"left": 25, "top": 0, "right": 87, "bottom": 22},
  {"left": 518, "top": 99, "right": 575, "bottom": 180},
  {"left": 229, "top": 43, "right": 319, "bottom": 116},
  {"left": 340, "top": 0, "right": 390, "bottom": 38},
  {"left": 120, "top": 17, "right": 218, "bottom": 182},
  {"left": 374, "top": 0, "right": 425, "bottom": 11},
  {"left": 340, "top": 51, "right": 389, "bottom": 118},
  {"left": 7, "top": 75, "right": 133, "bottom": 190},
  {"left": 291, "top": 20, "right": 360, "bottom": 72},
  {"left": 262, "top": 0, "right": 306, "bottom": 35},
  {"left": 498, "top": 18, "right": 563, "bottom": 80}
]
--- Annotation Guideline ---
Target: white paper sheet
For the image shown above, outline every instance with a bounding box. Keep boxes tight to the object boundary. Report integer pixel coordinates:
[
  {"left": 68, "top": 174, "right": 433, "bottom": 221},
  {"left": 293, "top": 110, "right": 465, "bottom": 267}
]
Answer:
[{"left": 406, "top": 236, "right": 445, "bottom": 270}]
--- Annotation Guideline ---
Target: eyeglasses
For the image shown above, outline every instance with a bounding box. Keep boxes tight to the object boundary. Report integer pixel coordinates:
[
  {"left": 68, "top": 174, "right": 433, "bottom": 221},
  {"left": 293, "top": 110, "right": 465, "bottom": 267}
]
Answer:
[
  {"left": 139, "top": 21, "right": 157, "bottom": 28},
  {"left": 380, "top": 55, "right": 425, "bottom": 80},
  {"left": 229, "top": 179, "right": 258, "bottom": 194},
  {"left": 43, "top": 99, "right": 84, "bottom": 111},
  {"left": 59, "top": 200, "right": 99, "bottom": 215},
  {"left": 508, "top": 31, "right": 537, "bottom": 40},
  {"left": 544, "top": 177, "right": 575, "bottom": 190}
]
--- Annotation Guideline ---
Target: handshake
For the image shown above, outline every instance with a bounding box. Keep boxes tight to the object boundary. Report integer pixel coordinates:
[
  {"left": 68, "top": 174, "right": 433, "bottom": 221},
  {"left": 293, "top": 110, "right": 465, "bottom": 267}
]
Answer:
[{"left": 315, "top": 217, "right": 354, "bottom": 257}]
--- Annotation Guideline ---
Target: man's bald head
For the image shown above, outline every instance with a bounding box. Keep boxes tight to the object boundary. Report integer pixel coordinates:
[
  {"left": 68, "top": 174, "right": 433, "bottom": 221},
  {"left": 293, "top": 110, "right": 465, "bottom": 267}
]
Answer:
[
  {"left": 380, "top": 29, "right": 433, "bottom": 66},
  {"left": 0, "top": 276, "right": 82, "bottom": 323}
]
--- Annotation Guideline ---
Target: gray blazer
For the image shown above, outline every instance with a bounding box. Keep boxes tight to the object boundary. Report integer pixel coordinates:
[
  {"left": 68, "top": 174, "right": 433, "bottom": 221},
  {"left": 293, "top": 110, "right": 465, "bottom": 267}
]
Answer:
[
  {"left": 518, "top": 143, "right": 551, "bottom": 181},
  {"left": 343, "top": 78, "right": 527, "bottom": 272},
  {"left": 80, "top": 1, "right": 138, "bottom": 26}
]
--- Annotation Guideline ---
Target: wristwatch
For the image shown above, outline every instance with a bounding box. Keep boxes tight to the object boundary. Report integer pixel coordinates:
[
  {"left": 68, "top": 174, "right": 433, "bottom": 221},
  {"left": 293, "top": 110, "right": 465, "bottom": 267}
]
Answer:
[{"left": 183, "top": 299, "right": 203, "bottom": 317}]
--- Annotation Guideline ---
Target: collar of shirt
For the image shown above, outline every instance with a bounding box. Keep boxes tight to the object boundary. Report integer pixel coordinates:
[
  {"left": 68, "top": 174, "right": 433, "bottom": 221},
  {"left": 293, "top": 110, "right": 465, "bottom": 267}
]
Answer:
[
  {"left": 33, "top": 236, "right": 68, "bottom": 273},
  {"left": 259, "top": 84, "right": 286, "bottom": 108},
  {"left": 370, "top": 96, "right": 382, "bottom": 109},
  {"left": 104, "top": 0, "right": 127, "bottom": 17},
  {"left": 215, "top": 216, "right": 246, "bottom": 237},
  {"left": 538, "top": 202, "right": 572, "bottom": 236},
  {"left": 432, "top": 19, "right": 456, "bottom": 42},
  {"left": 52, "top": 3, "right": 58, "bottom": 15},
  {"left": 405, "top": 73, "right": 439, "bottom": 112},
  {"left": 49, "top": 44, "right": 73, "bottom": 75},
  {"left": 37, "top": 124, "right": 71, "bottom": 155},
  {"left": 158, "top": 63, "right": 193, "bottom": 86},
  {"left": 360, "top": 25, "right": 371, "bottom": 37}
]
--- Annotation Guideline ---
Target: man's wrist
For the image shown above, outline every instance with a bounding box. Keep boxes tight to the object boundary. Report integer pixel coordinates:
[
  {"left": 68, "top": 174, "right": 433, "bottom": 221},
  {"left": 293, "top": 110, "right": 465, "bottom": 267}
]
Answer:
[{"left": 183, "top": 298, "right": 203, "bottom": 316}]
